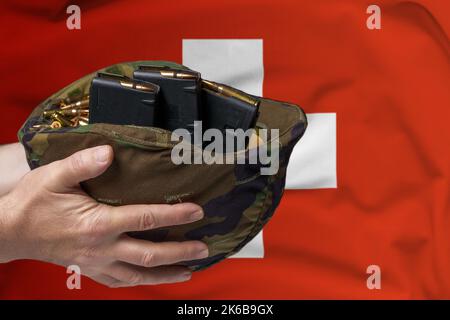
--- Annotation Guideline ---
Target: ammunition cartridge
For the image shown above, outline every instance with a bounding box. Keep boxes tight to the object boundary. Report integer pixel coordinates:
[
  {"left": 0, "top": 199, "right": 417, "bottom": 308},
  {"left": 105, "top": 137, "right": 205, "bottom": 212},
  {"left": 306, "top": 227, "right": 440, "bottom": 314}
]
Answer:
[
  {"left": 138, "top": 66, "right": 199, "bottom": 80},
  {"left": 160, "top": 70, "right": 198, "bottom": 79},
  {"left": 51, "top": 112, "right": 72, "bottom": 127},
  {"left": 135, "top": 83, "right": 155, "bottom": 92},
  {"left": 44, "top": 108, "right": 89, "bottom": 118},
  {"left": 97, "top": 73, "right": 157, "bottom": 92},
  {"left": 50, "top": 121, "right": 62, "bottom": 129},
  {"left": 201, "top": 79, "right": 259, "bottom": 107},
  {"left": 60, "top": 96, "right": 90, "bottom": 110},
  {"left": 71, "top": 118, "right": 79, "bottom": 127},
  {"left": 119, "top": 80, "right": 133, "bottom": 89}
]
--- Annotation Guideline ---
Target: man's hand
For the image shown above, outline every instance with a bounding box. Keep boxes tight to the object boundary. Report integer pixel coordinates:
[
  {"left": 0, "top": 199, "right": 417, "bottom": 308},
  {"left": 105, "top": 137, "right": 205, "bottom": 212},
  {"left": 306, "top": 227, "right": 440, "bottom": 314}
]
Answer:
[{"left": 0, "top": 145, "right": 208, "bottom": 287}]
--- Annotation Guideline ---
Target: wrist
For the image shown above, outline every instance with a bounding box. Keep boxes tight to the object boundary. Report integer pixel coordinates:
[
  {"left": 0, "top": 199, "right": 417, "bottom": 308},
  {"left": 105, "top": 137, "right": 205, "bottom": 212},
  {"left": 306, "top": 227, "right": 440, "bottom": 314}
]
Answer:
[
  {"left": 0, "top": 194, "right": 20, "bottom": 263},
  {"left": 0, "top": 143, "right": 30, "bottom": 197}
]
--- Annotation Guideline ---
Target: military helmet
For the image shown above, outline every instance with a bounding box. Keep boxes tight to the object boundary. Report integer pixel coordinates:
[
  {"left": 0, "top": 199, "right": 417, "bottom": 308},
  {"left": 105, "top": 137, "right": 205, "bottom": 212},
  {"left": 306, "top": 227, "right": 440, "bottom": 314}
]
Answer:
[{"left": 18, "top": 61, "right": 307, "bottom": 271}]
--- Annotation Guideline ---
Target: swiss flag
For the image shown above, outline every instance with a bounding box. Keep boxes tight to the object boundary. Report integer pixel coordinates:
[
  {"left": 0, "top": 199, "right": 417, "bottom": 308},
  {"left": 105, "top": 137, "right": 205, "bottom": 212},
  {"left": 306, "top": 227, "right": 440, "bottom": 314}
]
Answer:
[{"left": 0, "top": 0, "right": 449, "bottom": 299}]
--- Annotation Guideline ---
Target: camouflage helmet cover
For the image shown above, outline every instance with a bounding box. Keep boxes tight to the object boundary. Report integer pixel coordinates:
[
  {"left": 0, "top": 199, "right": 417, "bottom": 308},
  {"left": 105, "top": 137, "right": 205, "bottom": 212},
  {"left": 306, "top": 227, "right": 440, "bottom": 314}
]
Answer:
[{"left": 18, "top": 61, "right": 307, "bottom": 271}]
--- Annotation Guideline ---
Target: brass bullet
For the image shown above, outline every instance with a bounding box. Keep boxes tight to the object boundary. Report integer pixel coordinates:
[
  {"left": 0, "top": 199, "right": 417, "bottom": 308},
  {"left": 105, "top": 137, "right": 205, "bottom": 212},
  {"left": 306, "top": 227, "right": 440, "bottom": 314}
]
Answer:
[
  {"left": 160, "top": 70, "right": 197, "bottom": 79},
  {"left": 175, "top": 72, "right": 198, "bottom": 79},
  {"left": 44, "top": 108, "right": 88, "bottom": 119},
  {"left": 135, "top": 83, "right": 155, "bottom": 92},
  {"left": 50, "top": 121, "right": 62, "bottom": 129},
  {"left": 160, "top": 70, "right": 175, "bottom": 78},
  {"left": 71, "top": 118, "right": 79, "bottom": 127},
  {"left": 51, "top": 112, "right": 72, "bottom": 127},
  {"left": 120, "top": 80, "right": 134, "bottom": 89},
  {"left": 59, "top": 96, "right": 90, "bottom": 110},
  {"left": 201, "top": 79, "right": 259, "bottom": 107},
  {"left": 138, "top": 66, "right": 198, "bottom": 80}
]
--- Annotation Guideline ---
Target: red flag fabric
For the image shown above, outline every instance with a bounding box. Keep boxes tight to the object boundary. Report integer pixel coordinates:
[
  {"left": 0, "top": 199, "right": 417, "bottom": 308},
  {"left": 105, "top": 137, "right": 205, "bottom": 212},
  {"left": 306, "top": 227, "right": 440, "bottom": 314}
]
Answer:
[{"left": 0, "top": 0, "right": 449, "bottom": 299}]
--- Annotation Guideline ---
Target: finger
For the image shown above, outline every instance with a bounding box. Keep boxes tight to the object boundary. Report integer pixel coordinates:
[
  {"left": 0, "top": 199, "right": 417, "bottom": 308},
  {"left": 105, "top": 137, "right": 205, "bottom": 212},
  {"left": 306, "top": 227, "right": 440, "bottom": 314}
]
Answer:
[
  {"left": 107, "top": 203, "right": 204, "bottom": 234},
  {"left": 111, "top": 235, "right": 209, "bottom": 268},
  {"left": 44, "top": 145, "right": 113, "bottom": 191},
  {"left": 90, "top": 274, "right": 122, "bottom": 288},
  {"left": 105, "top": 262, "right": 193, "bottom": 287}
]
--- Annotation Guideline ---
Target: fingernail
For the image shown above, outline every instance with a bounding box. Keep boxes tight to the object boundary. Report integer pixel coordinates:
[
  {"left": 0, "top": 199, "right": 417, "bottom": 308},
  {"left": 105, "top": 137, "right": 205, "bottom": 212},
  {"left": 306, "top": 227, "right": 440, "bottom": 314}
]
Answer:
[
  {"left": 178, "top": 272, "right": 192, "bottom": 281},
  {"left": 95, "top": 146, "right": 110, "bottom": 163},
  {"left": 183, "top": 272, "right": 192, "bottom": 279},
  {"left": 195, "top": 246, "right": 209, "bottom": 259},
  {"left": 189, "top": 209, "right": 204, "bottom": 222}
]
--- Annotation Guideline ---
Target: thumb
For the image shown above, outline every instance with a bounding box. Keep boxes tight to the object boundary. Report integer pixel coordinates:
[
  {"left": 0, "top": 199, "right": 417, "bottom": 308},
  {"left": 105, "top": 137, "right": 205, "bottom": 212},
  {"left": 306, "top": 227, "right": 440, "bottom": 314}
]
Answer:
[{"left": 44, "top": 145, "right": 113, "bottom": 191}]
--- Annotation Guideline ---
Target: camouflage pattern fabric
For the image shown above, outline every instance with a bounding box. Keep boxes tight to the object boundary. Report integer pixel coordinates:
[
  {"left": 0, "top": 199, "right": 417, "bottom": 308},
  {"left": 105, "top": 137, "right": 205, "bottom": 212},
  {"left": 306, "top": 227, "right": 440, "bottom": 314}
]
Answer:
[{"left": 18, "top": 61, "right": 307, "bottom": 271}]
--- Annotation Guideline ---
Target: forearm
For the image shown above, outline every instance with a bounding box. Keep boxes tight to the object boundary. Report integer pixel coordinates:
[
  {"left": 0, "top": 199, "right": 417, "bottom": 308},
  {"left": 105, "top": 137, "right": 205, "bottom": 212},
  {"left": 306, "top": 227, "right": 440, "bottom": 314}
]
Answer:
[{"left": 0, "top": 143, "right": 30, "bottom": 196}]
